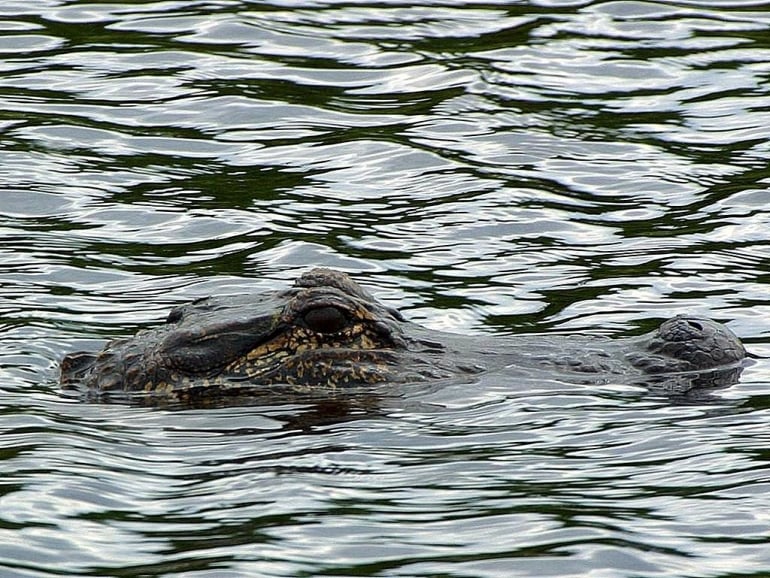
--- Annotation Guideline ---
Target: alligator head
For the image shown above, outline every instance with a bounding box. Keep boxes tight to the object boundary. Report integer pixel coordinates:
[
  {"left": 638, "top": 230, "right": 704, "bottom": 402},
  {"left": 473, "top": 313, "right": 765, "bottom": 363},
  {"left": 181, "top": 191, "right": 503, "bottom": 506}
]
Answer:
[{"left": 60, "top": 268, "right": 429, "bottom": 401}]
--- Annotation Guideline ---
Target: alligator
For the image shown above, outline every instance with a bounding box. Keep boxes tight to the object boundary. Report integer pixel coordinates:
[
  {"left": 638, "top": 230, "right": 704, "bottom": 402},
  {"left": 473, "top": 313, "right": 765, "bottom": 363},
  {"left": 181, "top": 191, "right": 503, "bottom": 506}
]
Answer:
[{"left": 60, "top": 268, "right": 747, "bottom": 403}]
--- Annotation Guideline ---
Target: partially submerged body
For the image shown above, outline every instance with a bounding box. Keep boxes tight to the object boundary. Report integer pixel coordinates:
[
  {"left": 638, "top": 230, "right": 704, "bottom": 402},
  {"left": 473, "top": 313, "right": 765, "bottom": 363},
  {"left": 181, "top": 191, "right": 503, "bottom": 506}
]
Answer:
[{"left": 60, "top": 268, "right": 747, "bottom": 403}]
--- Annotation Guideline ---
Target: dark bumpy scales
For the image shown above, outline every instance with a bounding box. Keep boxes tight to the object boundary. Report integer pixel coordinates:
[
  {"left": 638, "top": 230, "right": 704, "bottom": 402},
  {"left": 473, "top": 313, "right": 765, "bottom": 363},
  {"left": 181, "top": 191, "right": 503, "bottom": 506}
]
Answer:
[{"left": 60, "top": 268, "right": 747, "bottom": 402}]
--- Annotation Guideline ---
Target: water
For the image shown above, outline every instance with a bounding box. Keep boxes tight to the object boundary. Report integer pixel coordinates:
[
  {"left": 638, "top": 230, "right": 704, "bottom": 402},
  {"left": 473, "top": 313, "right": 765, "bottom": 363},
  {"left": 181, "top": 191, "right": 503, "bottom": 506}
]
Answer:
[{"left": 2, "top": 1, "right": 770, "bottom": 576}]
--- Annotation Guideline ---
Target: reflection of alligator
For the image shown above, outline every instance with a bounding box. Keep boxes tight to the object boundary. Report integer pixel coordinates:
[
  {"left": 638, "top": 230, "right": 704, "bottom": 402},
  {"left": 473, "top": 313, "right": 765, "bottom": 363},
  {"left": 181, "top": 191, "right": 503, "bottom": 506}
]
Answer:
[{"left": 60, "top": 268, "right": 747, "bottom": 402}]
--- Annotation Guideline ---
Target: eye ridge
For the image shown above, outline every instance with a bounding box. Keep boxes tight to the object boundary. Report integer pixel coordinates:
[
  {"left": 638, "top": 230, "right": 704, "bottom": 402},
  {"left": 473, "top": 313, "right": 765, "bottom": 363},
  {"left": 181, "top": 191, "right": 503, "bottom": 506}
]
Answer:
[{"left": 302, "top": 306, "right": 349, "bottom": 334}]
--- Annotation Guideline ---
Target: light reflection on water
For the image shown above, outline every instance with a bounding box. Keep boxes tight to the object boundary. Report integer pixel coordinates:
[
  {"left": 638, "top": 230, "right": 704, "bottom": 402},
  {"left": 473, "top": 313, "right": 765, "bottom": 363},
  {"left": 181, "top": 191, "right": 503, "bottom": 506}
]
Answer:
[{"left": 2, "top": 1, "right": 770, "bottom": 577}]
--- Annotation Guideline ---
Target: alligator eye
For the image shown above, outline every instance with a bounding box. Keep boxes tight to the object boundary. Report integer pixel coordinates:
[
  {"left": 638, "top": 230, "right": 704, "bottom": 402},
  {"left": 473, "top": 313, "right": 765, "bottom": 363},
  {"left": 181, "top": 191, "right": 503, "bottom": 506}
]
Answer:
[{"left": 302, "top": 306, "right": 348, "bottom": 334}]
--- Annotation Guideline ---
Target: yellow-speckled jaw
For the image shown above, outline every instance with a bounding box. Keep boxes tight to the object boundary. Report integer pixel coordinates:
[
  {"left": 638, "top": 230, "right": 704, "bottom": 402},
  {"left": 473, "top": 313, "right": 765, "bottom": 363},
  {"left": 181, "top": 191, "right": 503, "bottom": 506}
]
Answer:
[{"left": 224, "top": 321, "right": 398, "bottom": 387}]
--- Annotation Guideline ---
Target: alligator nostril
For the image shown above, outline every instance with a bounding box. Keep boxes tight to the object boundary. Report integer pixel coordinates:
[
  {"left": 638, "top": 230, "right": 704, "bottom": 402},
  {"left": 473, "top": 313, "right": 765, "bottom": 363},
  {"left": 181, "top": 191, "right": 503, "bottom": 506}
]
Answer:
[{"left": 686, "top": 320, "right": 703, "bottom": 331}]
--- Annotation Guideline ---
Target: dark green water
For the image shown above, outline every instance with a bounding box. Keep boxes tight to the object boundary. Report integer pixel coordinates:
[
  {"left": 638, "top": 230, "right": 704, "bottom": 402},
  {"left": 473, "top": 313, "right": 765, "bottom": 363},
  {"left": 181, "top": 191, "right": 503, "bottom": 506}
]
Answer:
[{"left": 2, "top": 1, "right": 770, "bottom": 577}]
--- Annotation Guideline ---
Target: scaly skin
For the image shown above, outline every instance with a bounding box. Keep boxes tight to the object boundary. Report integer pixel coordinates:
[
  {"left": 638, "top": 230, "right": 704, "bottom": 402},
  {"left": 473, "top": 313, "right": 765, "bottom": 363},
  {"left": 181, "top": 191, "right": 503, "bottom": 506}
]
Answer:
[{"left": 60, "top": 268, "right": 747, "bottom": 402}]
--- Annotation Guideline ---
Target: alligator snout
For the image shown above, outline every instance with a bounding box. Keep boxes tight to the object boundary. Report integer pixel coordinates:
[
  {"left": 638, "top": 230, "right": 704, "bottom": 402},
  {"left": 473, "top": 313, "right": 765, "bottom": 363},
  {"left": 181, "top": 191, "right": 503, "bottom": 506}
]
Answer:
[{"left": 643, "top": 315, "right": 745, "bottom": 372}]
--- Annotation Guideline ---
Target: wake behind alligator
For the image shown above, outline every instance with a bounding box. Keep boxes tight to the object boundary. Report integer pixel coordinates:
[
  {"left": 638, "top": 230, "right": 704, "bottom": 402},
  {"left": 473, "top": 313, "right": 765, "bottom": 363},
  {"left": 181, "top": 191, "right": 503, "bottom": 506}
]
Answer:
[{"left": 60, "top": 268, "right": 747, "bottom": 403}]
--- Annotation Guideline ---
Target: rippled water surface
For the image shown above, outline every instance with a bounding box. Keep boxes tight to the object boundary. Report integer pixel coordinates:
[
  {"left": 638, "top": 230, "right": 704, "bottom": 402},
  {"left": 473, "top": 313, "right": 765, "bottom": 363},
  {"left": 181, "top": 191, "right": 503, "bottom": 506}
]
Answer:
[{"left": 3, "top": 1, "right": 770, "bottom": 576}]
